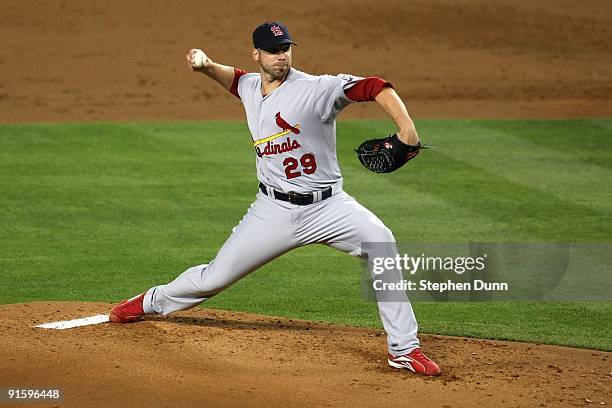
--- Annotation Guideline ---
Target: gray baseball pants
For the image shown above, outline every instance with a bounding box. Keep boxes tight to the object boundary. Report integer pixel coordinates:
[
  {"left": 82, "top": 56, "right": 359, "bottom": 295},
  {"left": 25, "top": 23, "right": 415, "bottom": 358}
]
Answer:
[{"left": 142, "top": 185, "right": 419, "bottom": 355}]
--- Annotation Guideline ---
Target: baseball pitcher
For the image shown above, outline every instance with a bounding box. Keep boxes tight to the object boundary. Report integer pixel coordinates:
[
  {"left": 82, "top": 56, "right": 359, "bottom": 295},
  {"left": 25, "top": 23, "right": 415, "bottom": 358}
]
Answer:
[{"left": 109, "top": 21, "right": 440, "bottom": 376}]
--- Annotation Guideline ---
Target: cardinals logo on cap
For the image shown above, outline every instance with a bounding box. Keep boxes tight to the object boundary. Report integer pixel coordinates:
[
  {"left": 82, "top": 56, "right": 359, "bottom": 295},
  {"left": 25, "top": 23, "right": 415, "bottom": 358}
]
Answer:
[{"left": 270, "top": 25, "right": 284, "bottom": 36}]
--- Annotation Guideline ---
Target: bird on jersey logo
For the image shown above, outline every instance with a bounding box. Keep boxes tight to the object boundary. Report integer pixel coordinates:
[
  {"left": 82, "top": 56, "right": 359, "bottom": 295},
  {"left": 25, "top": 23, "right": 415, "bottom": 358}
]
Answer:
[
  {"left": 275, "top": 112, "right": 300, "bottom": 134},
  {"left": 254, "top": 112, "right": 302, "bottom": 157}
]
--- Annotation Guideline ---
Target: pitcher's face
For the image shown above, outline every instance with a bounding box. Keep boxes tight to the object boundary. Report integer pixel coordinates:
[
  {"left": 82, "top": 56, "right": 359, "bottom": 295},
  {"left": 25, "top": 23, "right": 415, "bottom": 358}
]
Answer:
[{"left": 254, "top": 44, "right": 292, "bottom": 81}]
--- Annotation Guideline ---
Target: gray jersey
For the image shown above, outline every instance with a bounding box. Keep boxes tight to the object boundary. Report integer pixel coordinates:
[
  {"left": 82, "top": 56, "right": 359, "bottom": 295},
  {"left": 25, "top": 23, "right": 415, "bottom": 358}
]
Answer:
[
  {"left": 237, "top": 68, "right": 362, "bottom": 194},
  {"left": 143, "top": 66, "right": 421, "bottom": 359}
]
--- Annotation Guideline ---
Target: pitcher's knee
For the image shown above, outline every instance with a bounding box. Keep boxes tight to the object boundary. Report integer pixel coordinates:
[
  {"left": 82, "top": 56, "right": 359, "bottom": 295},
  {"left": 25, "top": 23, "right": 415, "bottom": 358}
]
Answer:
[{"left": 368, "top": 223, "right": 396, "bottom": 243}]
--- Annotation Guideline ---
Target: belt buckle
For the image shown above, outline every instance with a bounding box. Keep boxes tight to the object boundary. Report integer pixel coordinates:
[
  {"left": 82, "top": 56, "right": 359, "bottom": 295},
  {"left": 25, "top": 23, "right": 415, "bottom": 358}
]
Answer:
[{"left": 288, "top": 191, "right": 300, "bottom": 204}]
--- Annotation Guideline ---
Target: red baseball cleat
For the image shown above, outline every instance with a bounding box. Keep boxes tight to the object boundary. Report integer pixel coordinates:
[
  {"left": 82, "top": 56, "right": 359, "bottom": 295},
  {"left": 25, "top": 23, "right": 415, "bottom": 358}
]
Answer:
[
  {"left": 109, "top": 293, "right": 146, "bottom": 323},
  {"left": 388, "top": 348, "right": 441, "bottom": 376}
]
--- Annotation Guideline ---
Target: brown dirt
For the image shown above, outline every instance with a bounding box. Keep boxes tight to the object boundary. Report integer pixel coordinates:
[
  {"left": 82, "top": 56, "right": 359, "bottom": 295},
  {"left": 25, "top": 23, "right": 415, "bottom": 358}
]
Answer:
[
  {"left": 1, "top": 302, "right": 610, "bottom": 408},
  {"left": 1, "top": 1, "right": 611, "bottom": 407},
  {"left": 1, "top": 0, "right": 611, "bottom": 123}
]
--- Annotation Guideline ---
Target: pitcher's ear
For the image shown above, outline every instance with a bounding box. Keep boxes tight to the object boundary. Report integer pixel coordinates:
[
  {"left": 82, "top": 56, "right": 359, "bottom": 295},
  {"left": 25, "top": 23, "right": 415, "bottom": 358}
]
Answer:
[{"left": 252, "top": 49, "right": 259, "bottom": 62}]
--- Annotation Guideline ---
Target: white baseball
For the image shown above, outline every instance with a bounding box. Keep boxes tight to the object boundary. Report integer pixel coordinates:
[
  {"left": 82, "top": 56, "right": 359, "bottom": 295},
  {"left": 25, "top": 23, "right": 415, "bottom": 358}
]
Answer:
[{"left": 192, "top": 50, "right": 208, "bottom": 69}]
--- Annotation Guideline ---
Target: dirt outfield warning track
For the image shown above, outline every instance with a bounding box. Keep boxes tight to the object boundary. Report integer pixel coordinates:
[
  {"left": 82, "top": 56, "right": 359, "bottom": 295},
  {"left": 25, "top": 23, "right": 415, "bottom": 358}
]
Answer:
[
  {"left": 1, "top": 0, "right": 611, "bottom": 407},
  {"left": 1, "top": 0, "right": 611, "bottom": 123}
]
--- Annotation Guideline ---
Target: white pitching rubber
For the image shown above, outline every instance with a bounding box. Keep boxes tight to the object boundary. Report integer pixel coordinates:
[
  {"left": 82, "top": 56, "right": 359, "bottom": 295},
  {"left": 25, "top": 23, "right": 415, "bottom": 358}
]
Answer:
[{"left": 35, "top": 314, "right": 110, "bottom": 330}]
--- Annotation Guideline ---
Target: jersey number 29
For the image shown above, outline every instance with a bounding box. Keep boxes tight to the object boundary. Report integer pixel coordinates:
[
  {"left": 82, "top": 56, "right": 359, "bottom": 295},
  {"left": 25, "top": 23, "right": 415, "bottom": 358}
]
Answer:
[{"left": 283, "top": 153, "right": 317, "bottom": 179}]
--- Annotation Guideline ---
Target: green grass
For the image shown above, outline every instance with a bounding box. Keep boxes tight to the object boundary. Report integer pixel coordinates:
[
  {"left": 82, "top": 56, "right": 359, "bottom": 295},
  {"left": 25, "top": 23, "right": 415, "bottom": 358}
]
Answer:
[{"left": 1, "top": 120, "right": 610, "bottom": 350}]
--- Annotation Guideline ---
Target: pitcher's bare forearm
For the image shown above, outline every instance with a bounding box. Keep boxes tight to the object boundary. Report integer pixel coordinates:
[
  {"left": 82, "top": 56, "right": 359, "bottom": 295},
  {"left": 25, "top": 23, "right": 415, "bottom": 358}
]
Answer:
[
  {"left": 375, "top": 87, "right": 420, "bottom": 146},
  {"left": 199, "top": 62, "right": 236, "bottom": 91}
]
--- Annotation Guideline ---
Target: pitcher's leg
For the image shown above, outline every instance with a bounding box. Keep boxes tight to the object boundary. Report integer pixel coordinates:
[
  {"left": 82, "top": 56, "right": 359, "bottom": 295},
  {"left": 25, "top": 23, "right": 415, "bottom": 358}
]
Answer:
[
  {"left": 145, "top": 193, "right": 299, "bottom": 315},
  {"left": 300, "top": 192, "right": 419, "bottom": 355},
  {"left": 367, "top": 240, "right": 420, "bottom": 356}
]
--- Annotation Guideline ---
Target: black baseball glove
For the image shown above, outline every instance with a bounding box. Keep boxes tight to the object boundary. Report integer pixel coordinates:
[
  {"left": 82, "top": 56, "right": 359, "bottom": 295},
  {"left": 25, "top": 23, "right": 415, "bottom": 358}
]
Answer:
[{"left": 355, "top": 134, "right": 427, "bottom": 173}]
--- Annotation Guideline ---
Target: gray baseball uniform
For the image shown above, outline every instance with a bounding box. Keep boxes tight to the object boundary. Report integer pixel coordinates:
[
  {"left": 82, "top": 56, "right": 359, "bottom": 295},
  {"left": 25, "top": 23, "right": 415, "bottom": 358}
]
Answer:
[{"left": 142, "top": 68, "right": 420, "bottom": 355}]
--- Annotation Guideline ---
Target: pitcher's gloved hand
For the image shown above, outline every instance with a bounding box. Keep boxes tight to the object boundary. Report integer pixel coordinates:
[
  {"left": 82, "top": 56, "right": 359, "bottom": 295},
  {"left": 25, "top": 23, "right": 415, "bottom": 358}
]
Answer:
[{"left": 355, "top": 134, "right": 428, "bottom": 173}]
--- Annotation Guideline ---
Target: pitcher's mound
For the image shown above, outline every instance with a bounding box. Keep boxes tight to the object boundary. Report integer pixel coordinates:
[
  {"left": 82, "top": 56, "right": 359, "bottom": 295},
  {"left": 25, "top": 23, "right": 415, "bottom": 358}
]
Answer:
[{"left": 1, "top": 302, "right": 609, "bottom": 407}]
